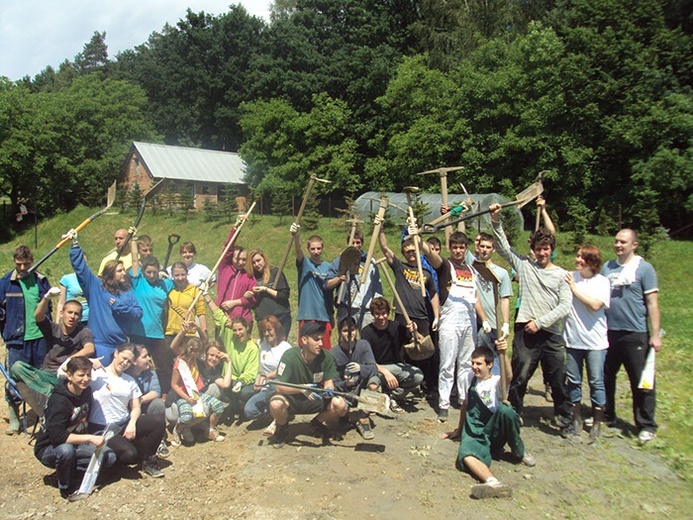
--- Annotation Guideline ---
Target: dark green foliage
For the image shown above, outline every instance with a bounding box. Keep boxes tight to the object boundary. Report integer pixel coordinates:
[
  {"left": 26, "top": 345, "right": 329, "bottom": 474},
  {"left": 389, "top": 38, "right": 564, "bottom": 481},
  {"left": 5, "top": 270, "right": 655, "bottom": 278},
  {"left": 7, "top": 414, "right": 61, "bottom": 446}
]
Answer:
[
  {"left": 126, "top": 183, "right": 143, "bottom": 213},
  {"left": 301, "top": 196, "right": 321, "bottom": 231}
]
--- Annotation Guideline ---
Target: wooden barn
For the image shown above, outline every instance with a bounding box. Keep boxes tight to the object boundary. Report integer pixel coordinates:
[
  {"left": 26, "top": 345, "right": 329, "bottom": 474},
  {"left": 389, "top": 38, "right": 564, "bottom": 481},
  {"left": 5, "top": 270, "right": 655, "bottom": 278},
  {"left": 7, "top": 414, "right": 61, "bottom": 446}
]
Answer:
[{"left": 121, "top": 141, "right": 249, "bottom": 209}]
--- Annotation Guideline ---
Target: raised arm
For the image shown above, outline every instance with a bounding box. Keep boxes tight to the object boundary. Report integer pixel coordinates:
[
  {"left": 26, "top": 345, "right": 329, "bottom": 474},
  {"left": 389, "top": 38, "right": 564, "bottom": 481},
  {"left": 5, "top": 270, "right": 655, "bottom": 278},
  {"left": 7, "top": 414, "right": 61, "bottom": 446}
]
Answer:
[{"left": 378, "top": 227, "right": 395, "bottom": 265}]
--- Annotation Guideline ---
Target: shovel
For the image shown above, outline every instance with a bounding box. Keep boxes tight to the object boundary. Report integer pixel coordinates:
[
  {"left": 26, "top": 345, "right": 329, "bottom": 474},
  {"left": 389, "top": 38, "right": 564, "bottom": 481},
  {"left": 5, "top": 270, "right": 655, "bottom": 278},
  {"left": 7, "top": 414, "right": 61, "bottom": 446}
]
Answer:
[
  {"left": 163, "top": 233, "right": 181, "bottom": 270},
  {"left": 266, "top": 381, "right": 391, "bottom": 415},
  {"left": 375, "top": 258, "right": 435, "bottom": 361},
  {"left": 29, "top": 181, "right": 117, "bottom": 275},
  {"left": 423, "top": 181, "right": 544, "bottom": 234}
]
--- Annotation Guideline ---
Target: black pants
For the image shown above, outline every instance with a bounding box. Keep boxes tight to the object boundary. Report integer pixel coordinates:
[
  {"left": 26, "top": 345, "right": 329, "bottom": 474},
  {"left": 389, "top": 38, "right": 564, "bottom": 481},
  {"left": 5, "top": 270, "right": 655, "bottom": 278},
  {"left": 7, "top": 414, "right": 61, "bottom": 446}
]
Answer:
[
  {"left": 92, "top": 415, "right": 165, "bottom": 465},
  {"left": 508, "top": 324, "right": 571, "bottom": 420},
  {"left": 604, "top": 330, "right": 656, "bottom": 432}
]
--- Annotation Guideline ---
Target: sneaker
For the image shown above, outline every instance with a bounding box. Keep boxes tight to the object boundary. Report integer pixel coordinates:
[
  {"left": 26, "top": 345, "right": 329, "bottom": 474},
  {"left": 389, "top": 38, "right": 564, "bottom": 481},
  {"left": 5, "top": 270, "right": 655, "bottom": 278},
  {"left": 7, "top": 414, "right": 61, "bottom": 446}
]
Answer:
[
  {"left": 66, "top": 491, "right": 90, "bottom": 502},
  {"left": 271, "top": 424, "right": 289, "bottom": 449},
  {"left": 560, "top": 424, "right": 581, "bottom": 443},
  {"left": 142, "top": 457, "right": 164, "bottom": 478},
  {"left": 471, "top": 482, "right": 512, "bottom": 499},
  {"left": 170, "top": 429, "right": 181, "bottom": 448},
  {"left": 638, "top": 430, "right": 656, "bottom": 444},
  {"left": 389, "top": 400, "right": 405, "bottom": 415},
  {"left": 356, "top": 420, "right": 375, "bottom": 440},
  {"left": 157, "top": 440, "right": 170, "bottom": 458},
  {"left": 263, "top": 420, "right": 277, "bottom": 437},
  {"left": 438, "top": 408, "right": 449, "bottom": 423},
  {"left": 521, "top": 450, "right": 536, "bottom": 467},
  {"left": 208, "top": 427, "right": 225, "bottom": 442},
  {"left": 544, "top": 383, "right": 553, "bottom": 403}
]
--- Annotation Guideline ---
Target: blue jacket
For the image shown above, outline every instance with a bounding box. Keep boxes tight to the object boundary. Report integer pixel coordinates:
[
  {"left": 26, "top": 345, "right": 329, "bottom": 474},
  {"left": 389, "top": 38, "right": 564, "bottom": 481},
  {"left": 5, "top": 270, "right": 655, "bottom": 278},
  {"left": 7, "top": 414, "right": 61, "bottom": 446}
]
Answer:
[
  {"left": 70, "top": 245, "right": 143, "bottom": 349},
  {"left": 0, "top": 269, "right": 51, "bottom": 346}
]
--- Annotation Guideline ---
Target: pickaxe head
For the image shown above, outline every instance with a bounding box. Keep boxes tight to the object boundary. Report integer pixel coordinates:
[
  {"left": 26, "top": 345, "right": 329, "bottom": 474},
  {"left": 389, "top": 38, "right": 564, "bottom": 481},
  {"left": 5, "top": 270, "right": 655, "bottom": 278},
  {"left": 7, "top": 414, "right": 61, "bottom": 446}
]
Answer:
[
  {"left": 403, "top": 186, "right": 421, "bottom": 194},
  {"left": 416, "top": 166, "right": 464, "bottom": 176},
  {"left": 534, "top": 170, "right": 549, "bottom": 183},
  {"left": 310, "top": 175, "right": 332, "bottom": 184}
]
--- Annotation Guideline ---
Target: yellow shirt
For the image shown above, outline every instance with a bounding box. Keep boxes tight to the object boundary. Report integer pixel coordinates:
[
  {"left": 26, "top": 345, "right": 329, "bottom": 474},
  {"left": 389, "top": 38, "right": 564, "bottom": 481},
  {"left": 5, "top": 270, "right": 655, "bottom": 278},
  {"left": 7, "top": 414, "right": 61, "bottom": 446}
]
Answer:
[{"left": 165, "top": 284, "right": 206, "bottom": 336}]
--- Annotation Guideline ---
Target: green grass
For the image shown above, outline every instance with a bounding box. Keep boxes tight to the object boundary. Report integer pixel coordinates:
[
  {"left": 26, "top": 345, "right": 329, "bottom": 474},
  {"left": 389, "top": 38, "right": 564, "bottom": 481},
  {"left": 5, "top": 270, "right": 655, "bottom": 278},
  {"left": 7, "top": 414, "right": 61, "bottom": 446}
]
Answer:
[{"left": 1, "top": 206, "right": 691, "bottom": 478}]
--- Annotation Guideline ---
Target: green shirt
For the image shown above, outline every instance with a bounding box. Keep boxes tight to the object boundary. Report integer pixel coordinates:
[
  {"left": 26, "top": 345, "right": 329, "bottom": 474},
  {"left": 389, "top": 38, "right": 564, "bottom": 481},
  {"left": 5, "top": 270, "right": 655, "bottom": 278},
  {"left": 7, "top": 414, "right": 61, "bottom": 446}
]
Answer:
[
  {"left": 277, "top": 347, "right": 338, "bottom": 386},
  {"left": 18, "top": 274, "right": 42, "bottom": 341}
]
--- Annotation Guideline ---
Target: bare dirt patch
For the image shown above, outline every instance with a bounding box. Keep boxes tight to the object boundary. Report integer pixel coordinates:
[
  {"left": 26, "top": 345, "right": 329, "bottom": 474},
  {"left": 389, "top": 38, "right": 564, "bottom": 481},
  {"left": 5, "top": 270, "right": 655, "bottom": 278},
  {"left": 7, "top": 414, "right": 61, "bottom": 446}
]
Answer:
[{"left": 1, "top": 367, "right": 691, "bottom": 519}]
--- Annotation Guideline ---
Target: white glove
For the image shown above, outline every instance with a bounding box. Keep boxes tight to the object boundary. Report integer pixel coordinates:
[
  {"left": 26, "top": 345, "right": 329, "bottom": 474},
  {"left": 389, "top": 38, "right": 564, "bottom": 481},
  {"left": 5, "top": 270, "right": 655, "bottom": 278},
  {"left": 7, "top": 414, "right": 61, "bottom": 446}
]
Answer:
[
  {"left": 158, "top": 270, "right": 169, "bottom": 280},
  {"left": 345, "top": 362, "right": 361, "bottom": 374},
  {"left": 128, "top": 225, "right": 138, "bottom": 237},
  {"left": 407, "top": 221, "right": 419, "bottom": 237},
  {"left": 198, "top": 281, "right": 209, "bottom": 296},
  {"left": 290, "top": 222, "right": 300, "bottom": 235},
  {"left": 431, "top": 317, "right": 439, "bottom": 332},
  {"left": 62, "top": 228, "right": 78, "bottom": 245},
  {"left": 482, "top": 321, "right": 492, "bottom": 334},
  {"left": 232, "top": 381, "right": 243, "bottom": 393},
  {"left": 45, "top": 287, "right": 61, "bottom": 300},
  {"left": 373, "top": 215, "right": 385, "bottom": 226},
  {"left": 501, "top": 322, "right": 510, "bottom": 339}
]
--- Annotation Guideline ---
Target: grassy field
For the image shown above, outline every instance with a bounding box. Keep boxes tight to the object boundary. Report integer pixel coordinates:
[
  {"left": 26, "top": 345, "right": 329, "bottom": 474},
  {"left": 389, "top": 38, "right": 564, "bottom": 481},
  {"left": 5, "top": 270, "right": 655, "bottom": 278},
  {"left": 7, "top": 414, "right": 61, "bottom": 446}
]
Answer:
[{"left": 1, "top": 205, "right": 691, "bottom": 479}]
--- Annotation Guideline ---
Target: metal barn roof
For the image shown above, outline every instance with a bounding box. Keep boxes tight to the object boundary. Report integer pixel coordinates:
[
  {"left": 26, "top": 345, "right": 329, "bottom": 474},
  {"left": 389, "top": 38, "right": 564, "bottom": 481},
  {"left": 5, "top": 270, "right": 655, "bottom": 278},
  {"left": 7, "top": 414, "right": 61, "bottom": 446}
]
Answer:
[{"left": 133, "top": 142, "right": 246, "bottom": 184}]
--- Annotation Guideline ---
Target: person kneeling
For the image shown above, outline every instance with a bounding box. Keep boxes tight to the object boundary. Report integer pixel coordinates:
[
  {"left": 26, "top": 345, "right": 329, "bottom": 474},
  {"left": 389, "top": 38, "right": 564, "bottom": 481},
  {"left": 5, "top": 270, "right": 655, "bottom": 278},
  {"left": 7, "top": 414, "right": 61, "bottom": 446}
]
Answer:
[
  {"left": 268, "top": 322, "right": 348, "bottom": 448},
  {"left": 442, "top": 343, "right": 535, "bottom": 499},
  {"left": 34, "top": 357, "right": 116, "bottom": 502}
]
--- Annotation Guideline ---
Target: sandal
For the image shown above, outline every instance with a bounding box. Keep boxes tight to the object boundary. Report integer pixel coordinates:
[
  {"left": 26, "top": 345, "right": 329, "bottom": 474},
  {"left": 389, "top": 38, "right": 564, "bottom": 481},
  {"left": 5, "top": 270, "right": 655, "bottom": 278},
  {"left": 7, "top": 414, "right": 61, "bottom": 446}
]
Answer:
[{"left": 209, "top": 427, "right": 225, "bottom": 442}]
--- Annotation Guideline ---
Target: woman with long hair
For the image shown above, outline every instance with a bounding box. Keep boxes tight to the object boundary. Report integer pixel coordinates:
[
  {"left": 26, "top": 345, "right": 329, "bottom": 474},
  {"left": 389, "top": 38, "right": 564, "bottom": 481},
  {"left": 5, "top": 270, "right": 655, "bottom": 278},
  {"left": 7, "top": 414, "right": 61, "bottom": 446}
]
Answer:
[
  {"left": 88, "top": 343, "right": 166, "bottom": 478},
  {"left": 68, "top": 231, "right": 143, "bottom": 365},
  {"left": 246, "top": 249, "right": 292, "bottom": 337}
]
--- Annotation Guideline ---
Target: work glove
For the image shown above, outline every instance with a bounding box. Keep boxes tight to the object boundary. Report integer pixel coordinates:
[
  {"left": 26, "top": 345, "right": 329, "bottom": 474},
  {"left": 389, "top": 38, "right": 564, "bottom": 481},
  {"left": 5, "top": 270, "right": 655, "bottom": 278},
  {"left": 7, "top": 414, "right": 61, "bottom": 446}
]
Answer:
[
  {"left": 290, "top": 222, "right": 300, "bottom": 235},
  {"left": 482, "top": 321, "right": 492, "bottom": 334},
  {"left": 431, "top": 317, "right": 439, "bottom": 332},
  {"left": 45, "top": 287, "right": 61, "bottom": 300},
  {"left": 501, "top": 322, "right": 510, "bottom": 340},
  {"left": 322, "top": 388, "right": 335, "bottom": 399},
  {"left": 407, "top": 219, "right": 419, "bottom": 237},
  {"left": 232, "top": 381, "right": 243, "bottom": 393},
  {"left": 158, "top": 270, "right": 169, "bottom": 280},
  {"left": 62, "top": 228, "right": 78, "bottom": 246},
  {"left": 373, "top": 215, "right": 384, "bottom": 227},
  {"left": 128, "top": 226, "right": 138, "bottom": 238},
  {"left": 345, "top": 362, "right": 361, "bottom": 374},
  {"left": 198, "top": 281, "right": 209, "bottom": 296}
]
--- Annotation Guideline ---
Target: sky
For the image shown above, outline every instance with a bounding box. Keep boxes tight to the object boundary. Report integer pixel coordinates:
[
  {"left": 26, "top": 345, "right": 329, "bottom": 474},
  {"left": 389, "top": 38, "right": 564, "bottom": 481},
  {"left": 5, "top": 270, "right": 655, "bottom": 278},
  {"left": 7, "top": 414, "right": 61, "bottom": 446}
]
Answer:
[{"left": 0, "top": 1, "right": 272, "bottom": 81}]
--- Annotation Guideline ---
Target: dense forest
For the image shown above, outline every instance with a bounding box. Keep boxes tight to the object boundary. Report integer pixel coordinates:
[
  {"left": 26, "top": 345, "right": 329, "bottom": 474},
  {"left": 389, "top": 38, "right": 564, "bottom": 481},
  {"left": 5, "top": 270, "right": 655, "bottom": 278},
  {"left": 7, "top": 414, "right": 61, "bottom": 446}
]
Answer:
[{"left": 1, "top": 0, "right": 691, "bottom": 242}]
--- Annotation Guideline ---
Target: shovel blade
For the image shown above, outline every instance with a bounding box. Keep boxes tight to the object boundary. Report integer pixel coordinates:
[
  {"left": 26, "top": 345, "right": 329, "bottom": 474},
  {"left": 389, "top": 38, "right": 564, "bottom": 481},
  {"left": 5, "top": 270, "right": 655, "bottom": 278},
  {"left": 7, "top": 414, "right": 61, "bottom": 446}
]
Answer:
[
  {"left": 515, "top": 181, "right": 544, "bottom": 208},
  {"left": 404, "top": 335, "right": 435, "bottom": 361},
  {"left": 356, "top": 389, "right": 390, "bottom": 415}
]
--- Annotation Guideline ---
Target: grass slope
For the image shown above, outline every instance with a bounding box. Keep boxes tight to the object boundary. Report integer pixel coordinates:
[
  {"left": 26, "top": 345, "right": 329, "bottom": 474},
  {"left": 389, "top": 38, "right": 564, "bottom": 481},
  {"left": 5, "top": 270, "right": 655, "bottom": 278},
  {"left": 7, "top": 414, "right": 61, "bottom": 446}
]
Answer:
[{"left": 1, "top": 206, "right": 691, "bottom": 478}]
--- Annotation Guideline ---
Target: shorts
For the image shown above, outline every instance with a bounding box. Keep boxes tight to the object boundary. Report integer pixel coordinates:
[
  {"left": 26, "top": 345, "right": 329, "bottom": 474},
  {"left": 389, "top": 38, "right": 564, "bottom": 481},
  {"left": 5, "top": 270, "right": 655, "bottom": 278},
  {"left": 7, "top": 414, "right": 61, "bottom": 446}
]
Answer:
[{"left": 281, "top": 393, "right": 327, "bottom": 415}]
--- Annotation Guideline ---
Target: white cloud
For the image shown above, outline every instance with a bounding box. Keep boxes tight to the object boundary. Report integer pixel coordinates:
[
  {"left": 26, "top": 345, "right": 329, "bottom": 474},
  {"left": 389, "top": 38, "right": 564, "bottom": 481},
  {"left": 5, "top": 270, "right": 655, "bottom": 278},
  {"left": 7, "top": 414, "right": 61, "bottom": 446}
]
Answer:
[{"left": 0, "top": 1, "right": 271, "bottom": 81}]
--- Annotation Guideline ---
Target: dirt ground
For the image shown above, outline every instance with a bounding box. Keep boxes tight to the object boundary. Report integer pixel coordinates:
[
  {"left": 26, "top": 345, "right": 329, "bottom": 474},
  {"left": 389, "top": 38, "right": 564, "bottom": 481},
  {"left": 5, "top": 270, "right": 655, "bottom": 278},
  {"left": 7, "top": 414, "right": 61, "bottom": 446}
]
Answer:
[{"left": 1, "top": 364, "right": 691, "bottom": 520}]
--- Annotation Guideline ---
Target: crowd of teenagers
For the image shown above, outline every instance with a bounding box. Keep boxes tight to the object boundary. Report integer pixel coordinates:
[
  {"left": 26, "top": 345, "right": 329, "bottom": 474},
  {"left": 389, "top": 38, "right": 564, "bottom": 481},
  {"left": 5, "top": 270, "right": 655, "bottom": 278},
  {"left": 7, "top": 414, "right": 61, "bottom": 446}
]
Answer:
[{"left": 0, "top": 197, "right": 661, "bottom": 501}]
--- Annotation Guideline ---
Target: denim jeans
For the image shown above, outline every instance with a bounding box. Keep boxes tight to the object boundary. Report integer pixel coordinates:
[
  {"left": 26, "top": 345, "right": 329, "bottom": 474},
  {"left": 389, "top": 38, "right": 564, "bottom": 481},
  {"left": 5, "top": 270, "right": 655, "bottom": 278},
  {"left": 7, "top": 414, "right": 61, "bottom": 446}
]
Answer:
[
  {"left": 243, "top": 386, "right": 274, "bottom": 420},
  {"left": 379, "top": 363, "right": 424, "bottom": 399},
  {"left": 39, "top": 443, "right": 115, "bottom": 495},
  {"left": 566, "top": 348, "right": 606, "bottom": 406}
]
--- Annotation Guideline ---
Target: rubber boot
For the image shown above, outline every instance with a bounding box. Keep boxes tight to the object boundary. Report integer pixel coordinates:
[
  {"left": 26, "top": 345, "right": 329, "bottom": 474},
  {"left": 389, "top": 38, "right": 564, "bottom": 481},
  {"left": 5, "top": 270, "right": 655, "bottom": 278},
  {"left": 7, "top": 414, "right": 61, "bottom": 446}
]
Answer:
[
  {"left": 572, "top": 401, "right": 583, "bottom": 433},
  {"left": 590, "top": 406, "right": 604, "bottom": 440},
  {"left": 6, "top": 402, "right": 21, "bottom": 435}
]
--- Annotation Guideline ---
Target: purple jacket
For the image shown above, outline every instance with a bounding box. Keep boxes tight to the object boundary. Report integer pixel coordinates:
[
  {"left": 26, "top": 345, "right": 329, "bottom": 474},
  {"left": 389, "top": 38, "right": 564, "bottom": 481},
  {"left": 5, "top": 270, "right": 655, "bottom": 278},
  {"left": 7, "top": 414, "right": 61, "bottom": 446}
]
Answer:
[{"left": 215, "top": 226, "right": 256, "bottom": 323}]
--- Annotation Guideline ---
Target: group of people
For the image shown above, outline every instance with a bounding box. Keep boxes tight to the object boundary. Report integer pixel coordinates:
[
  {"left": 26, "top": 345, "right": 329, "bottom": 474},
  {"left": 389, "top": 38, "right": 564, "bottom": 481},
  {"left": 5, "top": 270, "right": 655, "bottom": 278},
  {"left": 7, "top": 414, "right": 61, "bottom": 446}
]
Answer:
[{"left": 0, "top": 197, "right": 661, "bottom": 501}]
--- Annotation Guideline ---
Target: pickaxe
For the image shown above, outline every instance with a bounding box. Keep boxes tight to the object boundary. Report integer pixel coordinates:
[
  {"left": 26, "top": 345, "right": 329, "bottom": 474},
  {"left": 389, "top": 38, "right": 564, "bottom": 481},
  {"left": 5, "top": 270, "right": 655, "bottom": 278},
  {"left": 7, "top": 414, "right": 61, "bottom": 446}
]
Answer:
[
  {"left": 360, "top": 197, "right": 389, "bottom": 285},
  {"left": 272, "top": 175, "right": 331, "bottom": 287},
  {"left": 403, "top": 187, "right": 426, "bottom": 297},
  {"left": 422, "top": 181, "right": 544, "bottom": 234},
  {"left": 417, "top": 166, "right": 464, "bottom": 251}
]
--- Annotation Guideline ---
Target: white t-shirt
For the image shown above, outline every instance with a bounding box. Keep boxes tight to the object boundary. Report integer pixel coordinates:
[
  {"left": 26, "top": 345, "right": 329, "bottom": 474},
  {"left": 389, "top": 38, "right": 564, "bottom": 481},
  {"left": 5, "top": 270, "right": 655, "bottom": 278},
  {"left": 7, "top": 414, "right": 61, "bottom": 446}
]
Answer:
[
  {"left": 259, "top": 340, "right": 293, "bottom": 376},
  {"left": 167, "top": 262, "right": 216, "bottom": 287},
  {"left": 468, "top": 373, "right": 501, "bottom": 412},
  {"left": 564, "top": 272, "right": 611, "bottom": 350},
  {"left": 89, "top": 369, "right": 142, "bottom": 426}
]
